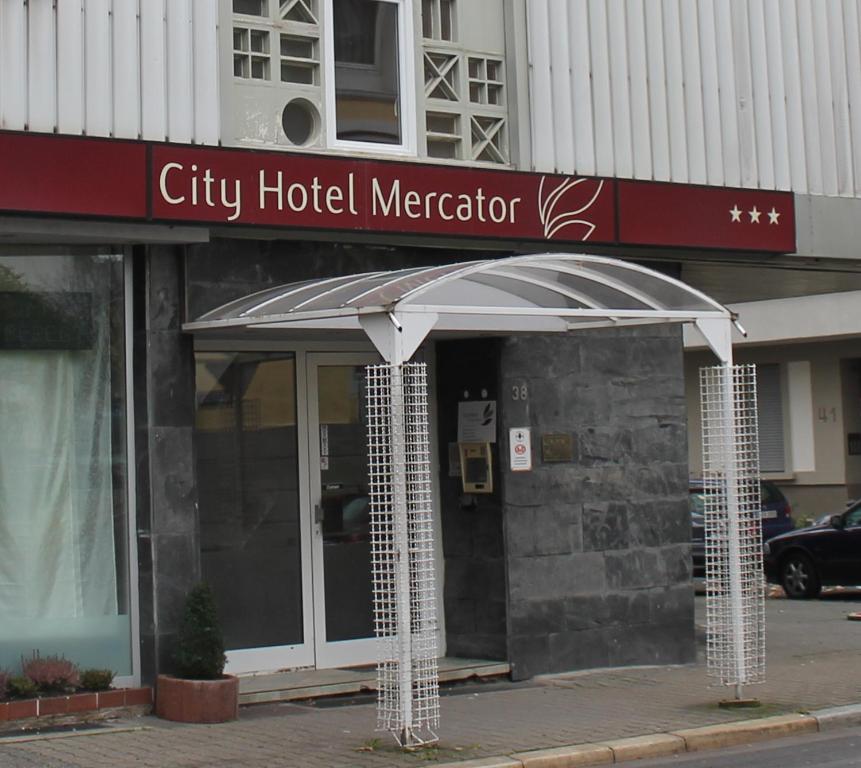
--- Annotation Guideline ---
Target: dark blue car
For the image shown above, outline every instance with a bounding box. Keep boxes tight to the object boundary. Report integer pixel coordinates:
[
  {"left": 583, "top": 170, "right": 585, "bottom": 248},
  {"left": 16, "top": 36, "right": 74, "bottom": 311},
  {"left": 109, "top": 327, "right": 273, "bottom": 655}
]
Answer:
[
  {"left": 764, "top": 499, "right": 861, "bottom": 599},
  {"left": 690, "top": 480, "right": 794, "bottom": 579}
]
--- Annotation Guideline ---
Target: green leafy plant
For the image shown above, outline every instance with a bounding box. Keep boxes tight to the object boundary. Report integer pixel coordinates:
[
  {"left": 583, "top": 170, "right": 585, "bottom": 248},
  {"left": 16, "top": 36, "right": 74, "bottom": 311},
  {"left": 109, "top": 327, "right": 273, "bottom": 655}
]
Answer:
[
  {"left": 79, "top": 668, "right": 115, "bottom": 692},
  {"left": 174, "top": 583, "right": 226, "bottom": 680},
  {"left": 22, "top": 652, "right": 80, "bottom": 694},
  {"left": 7, "top": 675, "right": 38, "bottom": 699},
  {"left": 0, "top": 670, "right": 9, "bottom": 701}
]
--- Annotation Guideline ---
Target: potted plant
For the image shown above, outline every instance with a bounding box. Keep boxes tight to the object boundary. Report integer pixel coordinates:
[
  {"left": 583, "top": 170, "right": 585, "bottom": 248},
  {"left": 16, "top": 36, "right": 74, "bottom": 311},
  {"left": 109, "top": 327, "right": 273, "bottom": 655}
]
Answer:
[{"left": 155, "top": 583, "right": 238, "bottom": 723}]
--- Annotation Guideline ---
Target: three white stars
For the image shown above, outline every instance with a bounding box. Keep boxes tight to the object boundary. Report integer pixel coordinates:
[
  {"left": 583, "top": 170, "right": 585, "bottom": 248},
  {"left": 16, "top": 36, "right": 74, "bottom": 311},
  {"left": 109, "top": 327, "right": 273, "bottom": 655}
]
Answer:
[{"left": 729, "top": 205, "right": 780, "bottom": 224}]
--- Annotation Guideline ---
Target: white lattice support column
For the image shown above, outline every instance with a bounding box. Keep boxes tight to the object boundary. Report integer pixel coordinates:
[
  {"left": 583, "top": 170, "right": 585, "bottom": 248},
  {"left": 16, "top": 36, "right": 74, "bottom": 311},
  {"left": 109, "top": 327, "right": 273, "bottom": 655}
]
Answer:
[
  {"left": 700, "top": 364, "right": 765, "bottom": 700},
  {"left": 366, "top": 360, "right": 439, "bottom": 748}
]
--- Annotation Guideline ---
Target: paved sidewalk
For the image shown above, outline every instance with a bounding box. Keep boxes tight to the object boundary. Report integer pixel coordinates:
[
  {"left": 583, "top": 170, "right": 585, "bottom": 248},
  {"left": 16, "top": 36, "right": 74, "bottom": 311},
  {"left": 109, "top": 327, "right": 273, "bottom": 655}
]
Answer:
[{"left": 1, "top": 596, "right": 860, "bottom": 768}]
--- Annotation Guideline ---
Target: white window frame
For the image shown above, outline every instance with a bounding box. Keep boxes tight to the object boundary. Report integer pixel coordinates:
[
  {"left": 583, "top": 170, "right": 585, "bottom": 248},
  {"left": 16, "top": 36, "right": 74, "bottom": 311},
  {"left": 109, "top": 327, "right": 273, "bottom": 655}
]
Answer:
[{"left": 321, "top": 0, "right": 417, "bottom": 155}]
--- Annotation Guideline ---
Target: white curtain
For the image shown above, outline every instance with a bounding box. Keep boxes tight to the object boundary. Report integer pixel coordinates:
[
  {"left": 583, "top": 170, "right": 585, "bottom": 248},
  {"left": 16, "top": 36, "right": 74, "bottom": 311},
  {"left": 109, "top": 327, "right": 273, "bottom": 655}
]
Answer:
[{"left": 0, "top": 273, "right": 118, "bottom": 629}]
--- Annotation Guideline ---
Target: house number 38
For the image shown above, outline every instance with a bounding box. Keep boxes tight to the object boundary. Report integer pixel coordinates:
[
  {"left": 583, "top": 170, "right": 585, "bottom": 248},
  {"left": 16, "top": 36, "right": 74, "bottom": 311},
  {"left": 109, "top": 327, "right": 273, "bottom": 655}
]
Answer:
[{"left": 511, "top": 384, "right": 528, "bottom": 401}]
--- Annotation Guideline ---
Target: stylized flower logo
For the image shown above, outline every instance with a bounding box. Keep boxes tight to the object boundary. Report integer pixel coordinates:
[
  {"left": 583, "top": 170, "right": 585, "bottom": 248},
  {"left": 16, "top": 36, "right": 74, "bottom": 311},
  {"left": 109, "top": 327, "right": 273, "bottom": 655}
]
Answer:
[{"left": 538, "top": 176, "right": 605, "bottom": 240}]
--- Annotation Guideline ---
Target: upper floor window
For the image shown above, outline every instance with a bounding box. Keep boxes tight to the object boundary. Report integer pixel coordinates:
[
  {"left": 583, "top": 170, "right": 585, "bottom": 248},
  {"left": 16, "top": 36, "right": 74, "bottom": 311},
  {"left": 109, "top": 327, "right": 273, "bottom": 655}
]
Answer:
[
  {"left": 324, "top": 0, "right": 415, "bottom": 153},
  {"left": 224, "top": 0, "right": 507, "bottom": 164}
]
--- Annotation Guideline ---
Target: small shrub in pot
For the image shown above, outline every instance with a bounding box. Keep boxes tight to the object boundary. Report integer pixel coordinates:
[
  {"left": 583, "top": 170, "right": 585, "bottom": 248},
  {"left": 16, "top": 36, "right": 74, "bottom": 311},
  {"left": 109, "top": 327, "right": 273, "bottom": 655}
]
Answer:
[
  {"left": 156, "top": 583, "right": 237, "bottom": 723},
  {"left": 174, "top": 583, "right": 226, "bottom": 680}
]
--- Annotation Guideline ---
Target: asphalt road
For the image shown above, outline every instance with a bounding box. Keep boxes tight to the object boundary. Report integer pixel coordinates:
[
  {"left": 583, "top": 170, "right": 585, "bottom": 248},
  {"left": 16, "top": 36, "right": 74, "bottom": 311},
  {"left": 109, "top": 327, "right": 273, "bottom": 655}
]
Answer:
[{"left": 633, "top": 726, "right": 861, "bottom": 767}]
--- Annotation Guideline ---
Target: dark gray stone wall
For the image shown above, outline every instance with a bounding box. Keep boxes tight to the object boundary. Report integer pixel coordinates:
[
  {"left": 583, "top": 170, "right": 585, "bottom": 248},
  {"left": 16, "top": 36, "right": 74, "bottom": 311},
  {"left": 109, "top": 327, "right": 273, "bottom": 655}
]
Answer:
[
  {"left": 500, "top": 326, "right": 693, "bottom": 680},
  {"left": 185, "top": 239, "right": 505, "bottom": 318},
  {"left": 134, "top": 245, "right": 200, "bottom": 683}
]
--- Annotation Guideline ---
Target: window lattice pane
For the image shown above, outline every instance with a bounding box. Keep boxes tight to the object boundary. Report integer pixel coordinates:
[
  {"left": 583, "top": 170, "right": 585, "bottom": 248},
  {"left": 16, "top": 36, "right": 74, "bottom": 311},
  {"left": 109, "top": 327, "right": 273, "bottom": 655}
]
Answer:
[
  {"left": 280, "top": 0, "right": 317, "bottom": 23},
  {"left": 424, "top": 51, "right": 458, "bottom": 100},
  {"left": 422, "top": 0, "right": 454, "bottom": 41},
  {"left": 234, "top": 0, "right": 267, "bottom": 16},
  {"left": 280, "top": 33, "right": 318, "bottom": 84},
  {"left": 468, "top": 56, "right": 503, "bottom": 105},
  {"left": 233, "top": 27, "right": 271, "bottom": 80},
  {"left": 471, "top": 115, "right": 506, "bottom": 163},
  {"left": 426, "top": 112, "right": 461, "bottom": 159}
]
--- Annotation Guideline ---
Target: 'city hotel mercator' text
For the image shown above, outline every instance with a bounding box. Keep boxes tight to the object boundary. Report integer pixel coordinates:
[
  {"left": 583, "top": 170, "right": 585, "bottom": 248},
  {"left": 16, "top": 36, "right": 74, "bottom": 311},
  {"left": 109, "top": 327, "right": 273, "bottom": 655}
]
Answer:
[{"left": 158, "top": 164, "right": 523, "bottom": 225}]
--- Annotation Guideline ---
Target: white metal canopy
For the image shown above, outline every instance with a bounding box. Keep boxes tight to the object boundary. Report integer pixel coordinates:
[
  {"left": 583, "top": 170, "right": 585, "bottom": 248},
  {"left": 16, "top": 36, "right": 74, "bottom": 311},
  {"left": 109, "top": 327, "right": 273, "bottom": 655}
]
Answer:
[{"left": 184, "top": 253, "right": 735, "bottom": 363}]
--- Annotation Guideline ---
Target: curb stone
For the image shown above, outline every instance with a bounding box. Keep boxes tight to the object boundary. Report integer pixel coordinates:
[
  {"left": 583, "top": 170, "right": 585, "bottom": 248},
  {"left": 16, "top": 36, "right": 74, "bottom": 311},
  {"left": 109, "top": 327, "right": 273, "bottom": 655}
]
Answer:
[
  {"left": 811, "top": 703, "right": 861, "bottom": 731},
  {"left": 434, "top": 704, "right": 861, "bottom": 768},
  {"left": 516, "top": 744, "right": 613, "bottom": 766},
  {"left": 670, "top": 713, "right": 816, "bottom": 751},
  {"left": 596, "top": 734, "right": 686, "bottom": 761}
]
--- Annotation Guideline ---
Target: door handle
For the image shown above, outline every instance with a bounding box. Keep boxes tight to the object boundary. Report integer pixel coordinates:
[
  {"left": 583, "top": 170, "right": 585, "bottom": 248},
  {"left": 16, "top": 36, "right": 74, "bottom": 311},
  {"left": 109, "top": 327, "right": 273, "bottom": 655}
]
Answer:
[{"left": 314, "top": 504, "right": 324, "bottom": 525}]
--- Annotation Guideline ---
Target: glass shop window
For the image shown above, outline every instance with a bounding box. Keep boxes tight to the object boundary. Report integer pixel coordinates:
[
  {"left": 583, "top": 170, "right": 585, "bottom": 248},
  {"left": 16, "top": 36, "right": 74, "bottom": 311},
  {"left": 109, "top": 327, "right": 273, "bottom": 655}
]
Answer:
[{"left": 0, "top": 251, "right": 132, "bottom": 676}]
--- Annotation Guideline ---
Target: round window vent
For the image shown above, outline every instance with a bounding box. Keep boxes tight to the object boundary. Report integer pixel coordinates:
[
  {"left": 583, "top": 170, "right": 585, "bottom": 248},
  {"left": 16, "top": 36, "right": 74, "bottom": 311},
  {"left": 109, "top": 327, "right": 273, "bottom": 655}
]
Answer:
[{"left": 281, "top": 99, "right": 318, "bottom": 146}]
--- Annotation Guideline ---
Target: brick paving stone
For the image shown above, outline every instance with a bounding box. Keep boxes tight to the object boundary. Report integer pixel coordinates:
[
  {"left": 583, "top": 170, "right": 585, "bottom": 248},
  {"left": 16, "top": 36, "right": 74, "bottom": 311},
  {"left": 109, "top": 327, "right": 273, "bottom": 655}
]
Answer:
[{"left": 1, "top": 598, "right": 860, "bottom": 767}]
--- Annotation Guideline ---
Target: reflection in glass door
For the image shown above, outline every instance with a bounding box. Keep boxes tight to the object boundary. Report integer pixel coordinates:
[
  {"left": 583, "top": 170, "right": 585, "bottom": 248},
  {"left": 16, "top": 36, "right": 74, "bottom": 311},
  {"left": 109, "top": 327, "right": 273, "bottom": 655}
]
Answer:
[
  {"left": 194, "top": 351, "right": 313, "bottom": 673},
  {"left": 308, "top": 354, "right": 380, "bottom": 668}
]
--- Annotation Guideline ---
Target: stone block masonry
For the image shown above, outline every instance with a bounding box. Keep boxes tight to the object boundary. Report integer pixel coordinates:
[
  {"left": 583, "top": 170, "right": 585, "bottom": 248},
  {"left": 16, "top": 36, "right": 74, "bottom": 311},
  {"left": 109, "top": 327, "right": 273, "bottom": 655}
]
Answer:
[{"left": 500, "top": 326, "right": 694, "bottom": 680}]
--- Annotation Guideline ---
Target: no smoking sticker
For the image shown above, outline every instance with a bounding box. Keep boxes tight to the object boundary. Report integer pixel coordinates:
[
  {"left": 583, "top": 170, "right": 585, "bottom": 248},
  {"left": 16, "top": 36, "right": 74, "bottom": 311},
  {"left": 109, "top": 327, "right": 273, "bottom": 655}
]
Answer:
[{"left": 509, "top": 427, "right": 532, "bottom": 472}]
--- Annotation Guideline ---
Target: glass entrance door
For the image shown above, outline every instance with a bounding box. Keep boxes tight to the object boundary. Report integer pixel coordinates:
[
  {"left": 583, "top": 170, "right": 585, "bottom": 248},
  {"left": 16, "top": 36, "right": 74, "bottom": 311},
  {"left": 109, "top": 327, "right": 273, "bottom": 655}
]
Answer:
[
  {"left": 195, "top": 349, "right": 395, "bottom": 673},
  {"left": 307, "top": 354, "right": 381, "bottom": 668},
  {"left": 194, "top": 351, "right": 314, "bottom": 673}
]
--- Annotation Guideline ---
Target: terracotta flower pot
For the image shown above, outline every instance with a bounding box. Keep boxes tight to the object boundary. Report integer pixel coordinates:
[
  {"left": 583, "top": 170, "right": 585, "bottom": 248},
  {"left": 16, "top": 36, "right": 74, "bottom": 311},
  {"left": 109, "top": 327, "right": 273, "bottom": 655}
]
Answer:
[{"left": 155, "top": 674, "right": 239, "bottom": 723}]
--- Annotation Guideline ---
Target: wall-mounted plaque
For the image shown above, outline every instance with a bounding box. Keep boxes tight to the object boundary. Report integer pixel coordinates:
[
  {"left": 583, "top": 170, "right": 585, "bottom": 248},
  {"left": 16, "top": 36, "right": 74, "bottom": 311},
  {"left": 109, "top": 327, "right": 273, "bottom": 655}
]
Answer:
[{"left": 541, "top": 433, "right": 574, "bottom": 463}]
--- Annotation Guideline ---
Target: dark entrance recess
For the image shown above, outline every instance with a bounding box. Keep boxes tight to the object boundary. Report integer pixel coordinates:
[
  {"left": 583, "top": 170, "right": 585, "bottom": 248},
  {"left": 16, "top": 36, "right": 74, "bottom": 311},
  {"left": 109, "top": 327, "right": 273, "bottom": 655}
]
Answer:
[{"left": 435, "top": 339, "right": 507, "bottom": 661}]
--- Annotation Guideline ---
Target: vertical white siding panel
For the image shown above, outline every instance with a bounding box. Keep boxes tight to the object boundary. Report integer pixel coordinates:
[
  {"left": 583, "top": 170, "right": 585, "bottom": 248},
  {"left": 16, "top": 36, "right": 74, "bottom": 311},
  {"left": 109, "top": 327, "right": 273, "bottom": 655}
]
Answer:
[
  {"left": 645, "top": 5, "right": 671, "bottom": 181},
  {"left": 0, "top": 1, "right": 28, "bottom": 129},
  {"left": 810, "top": 0, "right": 839, "bottom": 195},
  {"left": 680, "top": 0, "right": 707, "bottom": 184},
  {"left": 607, "top": 0, "right": 633, "bottom": 178},
  {"left": 192, "top": 0, "right": 220, "bottom": 145},
  {"left": 843, "top": 0, "right": 861, "bottom": 196},
  {"left": 780, "top": 1, "right": 808, "bottom": 191},
  {"left": 113, "top": 0, "right": 141, "bottom": 139},
  {"left": 84, "top": 0, "right": 113, "bottom": 136},
  {"left": 140, "top": 0, "right": 167, "bottom": 140},
  {"left": 166, "top": 0, "right": 195, "bottom": 143},
  {"left": 662, "top": 0, "right": 688, "bottom": 182},
  {"left": 548, "top": 0, "right": 575, "bottom": 172},
  {"left": 588, "top": 0, "right": 614, "bottom": 175},
  {"left": 714, "top": 1, "right": 741, "bottom": 186},
  {"left": 569, "top": 0, "right": 596, "bottom": 175},
  {"left": 763, "top": 0, "right": 791, "bottom": 190},
  {"left": 827, "top": 0, "right": 854, "bottom": 195},
  {"left": 697, "top": 0, "right": 724, "bottom": 185},
  {"left": 795, "top": 0, "right": 823, "bottom": 193},
  {"left": 57, "top": 0, "right": 85, "bottom": 134},
  {"left": 527, "top": 0, "right": 555, "bottom": 172},
  {"left": 27, "top": 0, "right": 56, "bottom": 132},
  {"left": 747, "top": 0, "right": 774, "bottom": 188},
  {"left": 626, "top": 0, "right": 652, "bottom": 179},
  {"left": 730, "top": 0, "right": 757, "bottom": 187}
]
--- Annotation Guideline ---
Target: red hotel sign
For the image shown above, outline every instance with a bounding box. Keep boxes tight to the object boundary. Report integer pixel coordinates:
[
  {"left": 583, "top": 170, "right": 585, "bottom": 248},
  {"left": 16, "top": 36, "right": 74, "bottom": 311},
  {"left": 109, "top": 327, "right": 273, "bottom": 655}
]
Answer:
[
  {"left": 151, "top": 145, "right": 617, "bottom": 243},
  {"left": 0, "top": 132, "right": 146, "bottom": 219},
  {"left": 0, "top": 131, "right": 795, "bottom": 253}
]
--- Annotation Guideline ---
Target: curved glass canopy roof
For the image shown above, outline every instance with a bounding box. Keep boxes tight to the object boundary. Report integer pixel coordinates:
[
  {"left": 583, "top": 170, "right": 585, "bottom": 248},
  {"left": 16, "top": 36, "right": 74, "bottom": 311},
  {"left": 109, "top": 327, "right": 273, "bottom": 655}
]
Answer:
[{"left": 185, "top": 253, "right": 730, "bottom": 341}]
